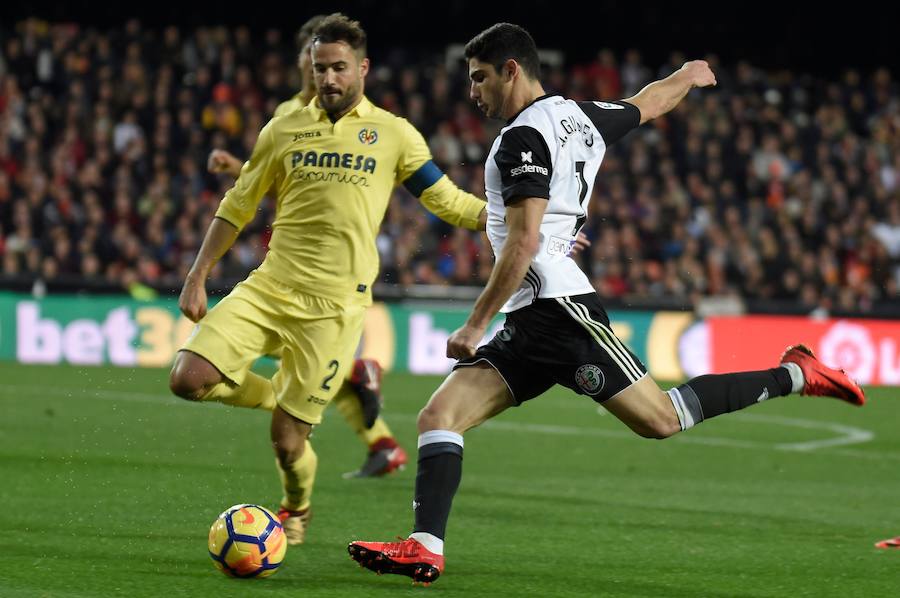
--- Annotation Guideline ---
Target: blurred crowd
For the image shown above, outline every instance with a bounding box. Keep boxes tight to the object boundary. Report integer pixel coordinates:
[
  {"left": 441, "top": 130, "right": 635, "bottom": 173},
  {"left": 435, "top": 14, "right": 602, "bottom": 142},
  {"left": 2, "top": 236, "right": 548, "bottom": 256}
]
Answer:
[{"left": 1, "top": 18, "right": 898, "bottom": 314}]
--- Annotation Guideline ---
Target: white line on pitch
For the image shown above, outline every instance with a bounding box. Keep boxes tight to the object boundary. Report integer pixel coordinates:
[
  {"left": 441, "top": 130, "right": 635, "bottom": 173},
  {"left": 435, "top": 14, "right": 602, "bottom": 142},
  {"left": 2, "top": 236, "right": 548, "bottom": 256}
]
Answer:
[
  {"left": 0, "top": 384, "right": 883, "bottom": 458},
  {"left": 736, "top": 413, "right": 875, "bottom": 451}
]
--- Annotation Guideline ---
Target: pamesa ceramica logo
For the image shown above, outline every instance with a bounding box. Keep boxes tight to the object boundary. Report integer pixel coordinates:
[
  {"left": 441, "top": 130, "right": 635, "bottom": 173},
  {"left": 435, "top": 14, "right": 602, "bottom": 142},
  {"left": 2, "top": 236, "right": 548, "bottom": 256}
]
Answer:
[{"left": 358, "top": 128, "right": 378, "bottom": 145}]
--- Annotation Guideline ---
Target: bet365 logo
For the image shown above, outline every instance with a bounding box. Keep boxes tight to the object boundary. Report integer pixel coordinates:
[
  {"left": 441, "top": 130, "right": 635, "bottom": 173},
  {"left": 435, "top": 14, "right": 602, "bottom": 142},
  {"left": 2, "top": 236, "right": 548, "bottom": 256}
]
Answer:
[{"left": 358, "top": 128, "right": 378, "bottom": 145}]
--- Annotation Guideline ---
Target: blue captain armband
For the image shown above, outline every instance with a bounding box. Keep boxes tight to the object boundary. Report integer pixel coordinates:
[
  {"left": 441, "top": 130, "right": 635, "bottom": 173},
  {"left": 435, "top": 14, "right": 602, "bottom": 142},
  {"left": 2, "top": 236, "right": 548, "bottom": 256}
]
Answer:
[{"left": 402, "top": 160, "right": 444, "bottom": 197}]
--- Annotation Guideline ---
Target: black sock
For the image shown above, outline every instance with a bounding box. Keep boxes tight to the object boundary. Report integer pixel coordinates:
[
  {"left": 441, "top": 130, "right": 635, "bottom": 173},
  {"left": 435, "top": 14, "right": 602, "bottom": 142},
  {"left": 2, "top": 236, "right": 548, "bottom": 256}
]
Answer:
[
  {"left": 669, "top": 368, "right": 794, "bottom": 429},
  {"left": 412, "top": 441, "right": 462, "bottom": 540}
]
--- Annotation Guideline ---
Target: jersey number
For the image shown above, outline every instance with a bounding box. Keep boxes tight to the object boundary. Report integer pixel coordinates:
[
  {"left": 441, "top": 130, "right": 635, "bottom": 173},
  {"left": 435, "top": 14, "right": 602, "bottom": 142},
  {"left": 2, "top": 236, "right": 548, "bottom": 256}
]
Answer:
[
  {"left": 573, "top": 161, "right": 588, "bottom": 235},
  {"left": 320, "top": 360, "right": 340, "bottom": 391}
]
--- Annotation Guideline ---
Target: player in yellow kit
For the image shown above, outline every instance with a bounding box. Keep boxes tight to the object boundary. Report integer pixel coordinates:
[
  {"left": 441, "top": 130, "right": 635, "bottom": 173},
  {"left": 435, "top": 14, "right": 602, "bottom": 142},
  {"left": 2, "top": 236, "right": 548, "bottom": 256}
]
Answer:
[
  {"left": 207, "top": 15, "right": 409, "bottom": 480},
  {"left": 168, "top": 13, "right": 487, "bottom": 545}
]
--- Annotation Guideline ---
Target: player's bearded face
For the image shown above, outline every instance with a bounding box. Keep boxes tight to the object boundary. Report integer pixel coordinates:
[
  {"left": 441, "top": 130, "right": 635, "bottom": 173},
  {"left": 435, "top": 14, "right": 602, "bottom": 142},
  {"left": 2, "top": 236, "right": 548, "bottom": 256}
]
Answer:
[{"left": 312, "top": 41, "right": 369, "bottom": 117}]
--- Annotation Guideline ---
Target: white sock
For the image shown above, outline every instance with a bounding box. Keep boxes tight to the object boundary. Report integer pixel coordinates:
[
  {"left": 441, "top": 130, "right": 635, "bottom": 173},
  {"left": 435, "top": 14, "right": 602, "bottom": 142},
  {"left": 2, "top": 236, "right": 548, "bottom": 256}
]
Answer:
[
  {"left": 417, "top": 430, "right": 464, "bottom": 449},
  {"left": 408, "top": 532, "right": 444, "bottom": 555},
  {"left": 666, "top": 388, "right": 695, "bottom": 431},
  {"left": 781, "top": 362, "right": 805, "bottom": 394}
]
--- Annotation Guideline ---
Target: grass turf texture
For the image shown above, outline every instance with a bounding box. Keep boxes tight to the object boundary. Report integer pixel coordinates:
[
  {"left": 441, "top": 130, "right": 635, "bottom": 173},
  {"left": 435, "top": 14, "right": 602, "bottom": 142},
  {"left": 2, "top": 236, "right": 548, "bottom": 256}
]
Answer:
[{"left": 1, "top": 362, "right": 897, "bottom": 597}]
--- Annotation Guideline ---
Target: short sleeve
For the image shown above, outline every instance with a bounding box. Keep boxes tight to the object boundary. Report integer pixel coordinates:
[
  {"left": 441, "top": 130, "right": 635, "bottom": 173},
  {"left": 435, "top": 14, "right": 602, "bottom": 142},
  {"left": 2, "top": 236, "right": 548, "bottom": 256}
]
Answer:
[
  {"left": 494, "top": 125, "right": 552, "bottom": 205},
  {"left": 576, "top": 100, "right": 640, "bottom": 146},
  {"left": 396, "top": 118, "right": 434, "bottom": 184},
  {"left": 215, "top": 119, "right": 279, "bottom": 230}
]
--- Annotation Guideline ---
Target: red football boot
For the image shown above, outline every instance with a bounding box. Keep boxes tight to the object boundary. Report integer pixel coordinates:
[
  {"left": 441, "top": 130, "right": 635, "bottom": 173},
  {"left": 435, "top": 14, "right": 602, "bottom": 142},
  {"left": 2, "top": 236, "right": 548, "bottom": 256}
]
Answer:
[
  {"left": 343, "top": 442, "right": 408, "bottom": 479},
  {"left": 875, "top": 536, "right": 900, "bottom": 549},
  {"left": 348, "top": 537, "right": 444, "bottom": 584},
  {"left": 780, "top": 344, "right": 865, "bottom": 406}
]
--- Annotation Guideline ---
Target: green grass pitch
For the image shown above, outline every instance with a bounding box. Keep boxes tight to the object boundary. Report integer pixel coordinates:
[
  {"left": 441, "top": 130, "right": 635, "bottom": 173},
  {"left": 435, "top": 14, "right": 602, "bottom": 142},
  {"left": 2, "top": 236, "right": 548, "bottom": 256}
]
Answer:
[{"left": 1, "top": 362, "right": 898, "bottom": 597}]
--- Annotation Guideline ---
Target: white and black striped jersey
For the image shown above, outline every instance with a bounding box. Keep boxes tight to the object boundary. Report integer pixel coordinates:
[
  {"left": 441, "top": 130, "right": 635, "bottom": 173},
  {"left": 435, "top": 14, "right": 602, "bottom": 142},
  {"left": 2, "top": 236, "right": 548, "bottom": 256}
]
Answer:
[{"left": 483, "top": 95, "right": 640, "bottom": 312}]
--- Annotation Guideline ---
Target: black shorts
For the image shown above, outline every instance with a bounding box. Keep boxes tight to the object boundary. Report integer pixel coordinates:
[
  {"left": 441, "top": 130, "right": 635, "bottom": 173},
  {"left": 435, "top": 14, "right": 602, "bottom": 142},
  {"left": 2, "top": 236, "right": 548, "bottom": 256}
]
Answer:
[{"left": 453, "top": 293, "right": 647, "bottom": 404}]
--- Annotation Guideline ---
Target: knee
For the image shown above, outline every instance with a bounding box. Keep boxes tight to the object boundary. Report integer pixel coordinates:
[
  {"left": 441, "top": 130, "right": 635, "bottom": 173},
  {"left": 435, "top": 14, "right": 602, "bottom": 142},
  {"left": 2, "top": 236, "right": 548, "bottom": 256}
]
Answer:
[
  {"left": 416, "top": 404, "right": 444, "bottom": 433},
  {"left": 169, "top": 352, "right": 222, "bottom": 401},
  {"left": 417, "top": 395, "right": 452, "bottom": 433},
  {"left": 168, "top": 366, "right": 207, "bottom": 401}
]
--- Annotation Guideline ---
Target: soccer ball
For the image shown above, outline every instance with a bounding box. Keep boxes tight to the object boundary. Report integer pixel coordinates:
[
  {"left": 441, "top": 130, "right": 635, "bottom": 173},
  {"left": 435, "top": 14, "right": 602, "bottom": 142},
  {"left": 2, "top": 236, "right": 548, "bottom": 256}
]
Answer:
[{"left": 207, "top": 504, "right": 287, "bottom": 578}]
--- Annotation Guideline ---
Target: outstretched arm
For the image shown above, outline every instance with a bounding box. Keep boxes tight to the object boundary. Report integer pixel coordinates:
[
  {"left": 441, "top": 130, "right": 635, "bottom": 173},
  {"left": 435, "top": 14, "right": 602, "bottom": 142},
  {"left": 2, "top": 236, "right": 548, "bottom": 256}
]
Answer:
[
  {"left": 396, "top": 119, "right": 487, "bottom": 231},
  {"left": 624, "top": 60, "right": 717, "bottom": 124},
  {"left": 415, "top": 175, "right": 487, "bottom": 231}
]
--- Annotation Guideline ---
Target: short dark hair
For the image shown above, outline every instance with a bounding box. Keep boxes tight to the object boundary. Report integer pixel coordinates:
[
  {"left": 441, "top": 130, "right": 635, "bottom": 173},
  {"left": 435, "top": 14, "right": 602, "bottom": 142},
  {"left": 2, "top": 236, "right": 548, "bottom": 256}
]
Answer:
[
  {"left": 464, "top": 23, "right": 540, "bottom": 79},
  {"left": 296, "top": 15, "right": 326, "bottom": 51},
  {"left": 312, "top": 13, "right": 367, "bottom": 58}
]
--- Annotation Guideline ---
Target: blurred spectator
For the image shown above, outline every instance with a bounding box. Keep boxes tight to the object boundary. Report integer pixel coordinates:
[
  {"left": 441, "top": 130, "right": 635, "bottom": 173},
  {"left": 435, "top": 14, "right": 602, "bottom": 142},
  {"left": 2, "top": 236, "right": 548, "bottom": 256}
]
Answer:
[{"left": 0, "top": 18, "right": 897, "bottom": 316}]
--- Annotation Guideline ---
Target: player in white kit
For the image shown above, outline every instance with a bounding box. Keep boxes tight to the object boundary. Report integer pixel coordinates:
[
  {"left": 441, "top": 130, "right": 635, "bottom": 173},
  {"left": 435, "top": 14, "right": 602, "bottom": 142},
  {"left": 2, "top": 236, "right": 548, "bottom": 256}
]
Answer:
[{"left": 348, "top": 23, "right": 865, "bottom": 584}]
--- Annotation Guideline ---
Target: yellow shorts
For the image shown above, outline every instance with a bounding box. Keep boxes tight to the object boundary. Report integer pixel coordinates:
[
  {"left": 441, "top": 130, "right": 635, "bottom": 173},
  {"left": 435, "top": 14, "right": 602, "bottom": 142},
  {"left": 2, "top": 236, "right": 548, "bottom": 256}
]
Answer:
[{"left": 181, "top": 271, "right": 366, "bottom": 424}]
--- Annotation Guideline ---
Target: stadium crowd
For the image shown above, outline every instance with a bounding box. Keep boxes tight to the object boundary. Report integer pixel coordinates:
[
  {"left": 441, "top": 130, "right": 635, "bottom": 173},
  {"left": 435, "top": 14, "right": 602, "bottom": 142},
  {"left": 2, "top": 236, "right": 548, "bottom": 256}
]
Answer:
[{"left": 1, "top": 19, "right": 898, "bottom": 314}]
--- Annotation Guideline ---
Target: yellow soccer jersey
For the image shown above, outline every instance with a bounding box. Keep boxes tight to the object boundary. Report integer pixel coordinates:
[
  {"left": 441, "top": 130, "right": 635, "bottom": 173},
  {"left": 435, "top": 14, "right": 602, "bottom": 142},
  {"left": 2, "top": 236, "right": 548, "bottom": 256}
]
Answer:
[{"left": 216, "top": 95, "right": 485, "bottom": 306}]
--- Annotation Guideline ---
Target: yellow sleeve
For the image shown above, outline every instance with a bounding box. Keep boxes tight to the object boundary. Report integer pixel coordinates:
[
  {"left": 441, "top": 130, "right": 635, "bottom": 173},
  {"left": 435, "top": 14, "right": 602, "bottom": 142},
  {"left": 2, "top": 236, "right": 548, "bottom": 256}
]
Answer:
[
  {"left": 395, "top": 117, "right": 433, "bottom": 181},
  {"left": 215, "top": 119, "right": 279, "bottom": 230},
  {"left": 418, "top": 176, "right": 485, "bottom": 231},
  {"left": 395, "top": 119, "right": 485, "bottom": 231}
]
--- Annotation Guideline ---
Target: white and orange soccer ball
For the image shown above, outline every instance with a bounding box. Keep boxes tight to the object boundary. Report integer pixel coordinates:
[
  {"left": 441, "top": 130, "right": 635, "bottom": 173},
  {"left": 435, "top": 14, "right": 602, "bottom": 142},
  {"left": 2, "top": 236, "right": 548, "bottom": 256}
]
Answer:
[{"left": 208, "top": 504, "right": 287, "bottom": 578}]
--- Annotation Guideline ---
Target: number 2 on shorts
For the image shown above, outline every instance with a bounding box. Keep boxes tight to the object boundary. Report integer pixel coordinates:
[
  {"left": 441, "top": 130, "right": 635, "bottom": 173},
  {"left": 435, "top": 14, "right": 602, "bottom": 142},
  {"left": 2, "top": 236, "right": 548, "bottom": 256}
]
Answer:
[{"left": 320, "top": 359, "right": 340, "bottom": 391}]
